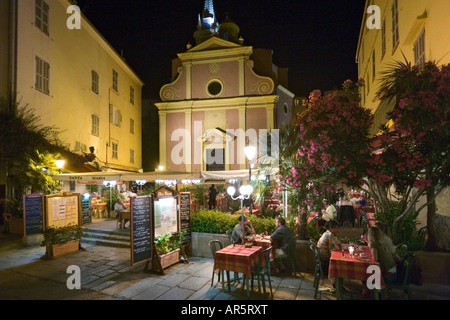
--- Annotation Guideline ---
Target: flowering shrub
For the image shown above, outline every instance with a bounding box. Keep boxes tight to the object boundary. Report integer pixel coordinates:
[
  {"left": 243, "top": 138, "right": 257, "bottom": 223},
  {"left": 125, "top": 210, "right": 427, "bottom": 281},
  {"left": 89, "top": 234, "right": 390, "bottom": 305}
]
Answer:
[
  {"left": 371, "top": 61, "right": 450, "bottom": 249},
  {"left": 280, "top": 80, "right": 373, "bottom": 211},
  {"left": 0, "top": 197, "right": 23, "bottom": 220}
]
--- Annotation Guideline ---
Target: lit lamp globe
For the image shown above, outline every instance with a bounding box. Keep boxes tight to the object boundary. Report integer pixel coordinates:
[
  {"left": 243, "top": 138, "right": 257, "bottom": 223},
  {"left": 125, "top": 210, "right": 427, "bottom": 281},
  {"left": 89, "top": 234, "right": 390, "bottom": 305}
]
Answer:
[
  {"left": 55, "top": 160, "right": 65, "bottom": 170},
  {"left": 244, "top": 146, "right": 257, "bottom": 161},
  {"left": 226, "top": 186, "right": 236, "bottom": 197},
  {"left": 239, "top": 184, "right": 253, "bottom": 197}
]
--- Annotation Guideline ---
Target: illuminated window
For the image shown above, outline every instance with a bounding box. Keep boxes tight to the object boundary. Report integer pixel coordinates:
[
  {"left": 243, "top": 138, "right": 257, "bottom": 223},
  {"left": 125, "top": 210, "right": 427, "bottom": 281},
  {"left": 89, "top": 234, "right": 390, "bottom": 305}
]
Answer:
[
  {"left": 35, "top": 56, "right": 50, "bottom": 94},
  {"left": 112, "top": 69, "right": 118, "bottom": 92},
  {"left": 130, "top": 118, "right": 134, "bottom": 134},
  {"left": 112, "top": 142, "right": 118, "bottom": 159},
  {"left": 381, "top": 20, "right": 386, "bottom": 57},
  {"left": 414, "top": 30, "right": 425, "bottom": 66},
  {"left": 392, "top": 0, "right": 399, "bottom": 50},
  {"left": 35, "top": 0, "right": 49, "bottom": 35},
  {"left": 109, "top": 105, "right": 122, "bottom": 127},
  {"left": 372, "top": 50, "right": 376, "bottom": 82},
  {"left": 130, "top": 149, "right": 135, "bottom": 164},
  {"left": 130, "top": 86, "right": 135, "bottom": 105},
  {"left": 91, "top": 115, "right": 99, "bottom": 136},
  {"left": 91, "top": 71, "right": 99, "bottom": 94}
]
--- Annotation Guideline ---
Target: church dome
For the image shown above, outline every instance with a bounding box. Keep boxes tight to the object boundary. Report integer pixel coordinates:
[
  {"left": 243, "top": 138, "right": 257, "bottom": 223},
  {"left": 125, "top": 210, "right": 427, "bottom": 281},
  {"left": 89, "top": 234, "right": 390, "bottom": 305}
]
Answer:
[{"left": 218, "top": 15, "right": 240, "bottom": 43}]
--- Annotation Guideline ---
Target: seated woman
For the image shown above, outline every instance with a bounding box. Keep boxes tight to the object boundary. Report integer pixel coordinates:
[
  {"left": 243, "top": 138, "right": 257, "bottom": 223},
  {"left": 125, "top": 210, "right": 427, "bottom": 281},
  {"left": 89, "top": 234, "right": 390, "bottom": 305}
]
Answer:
[{"left": 317, "top": 220, "right": 342, "bottom": 275}]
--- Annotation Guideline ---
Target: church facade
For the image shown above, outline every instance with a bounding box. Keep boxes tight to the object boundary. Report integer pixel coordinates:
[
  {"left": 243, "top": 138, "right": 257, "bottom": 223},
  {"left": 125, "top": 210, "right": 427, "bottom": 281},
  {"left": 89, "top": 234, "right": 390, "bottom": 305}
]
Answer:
[{"left": 155, "top": 1, "right": 295, "bottom": 174}]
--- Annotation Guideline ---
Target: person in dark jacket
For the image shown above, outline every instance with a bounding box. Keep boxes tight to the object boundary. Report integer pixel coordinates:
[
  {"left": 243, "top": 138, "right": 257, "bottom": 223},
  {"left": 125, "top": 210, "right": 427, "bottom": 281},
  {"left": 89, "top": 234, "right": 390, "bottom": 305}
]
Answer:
[{"left": 270, "top": 216, "right": 293, "bottom": 273}]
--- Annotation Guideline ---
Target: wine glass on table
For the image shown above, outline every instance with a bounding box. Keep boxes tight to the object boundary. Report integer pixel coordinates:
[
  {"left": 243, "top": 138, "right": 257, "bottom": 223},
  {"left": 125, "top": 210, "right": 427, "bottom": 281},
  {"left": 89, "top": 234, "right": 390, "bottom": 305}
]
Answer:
[{"left": 348, "top": 243, "right": 355, "bottom": 258}]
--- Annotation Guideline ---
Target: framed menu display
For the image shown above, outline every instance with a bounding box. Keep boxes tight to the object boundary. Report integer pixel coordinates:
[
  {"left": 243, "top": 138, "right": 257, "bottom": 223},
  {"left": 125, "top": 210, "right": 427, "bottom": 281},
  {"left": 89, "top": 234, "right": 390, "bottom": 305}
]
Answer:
[
  {"left": 154, "top": 197, "right": 178, "bottom": 238},
  {"left": 45, "top": 193, "right": 80, "bottom": 228}
]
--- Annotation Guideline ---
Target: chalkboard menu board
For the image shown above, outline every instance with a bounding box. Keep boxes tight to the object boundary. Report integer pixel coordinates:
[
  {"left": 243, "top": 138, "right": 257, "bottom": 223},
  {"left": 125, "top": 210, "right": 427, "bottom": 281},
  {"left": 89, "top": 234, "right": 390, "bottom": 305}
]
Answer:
[
  {"left": 23, "top": 194, "right": 44, "bottom": 236},
  {"left": 179, "top": 192, "right": 191, "bottom": 245},
  {"left": 81, "top": 195, "right": 91, "bottom": 225},
  {"left": 131, "top": 196, "right": 152, "bottom": 266}
]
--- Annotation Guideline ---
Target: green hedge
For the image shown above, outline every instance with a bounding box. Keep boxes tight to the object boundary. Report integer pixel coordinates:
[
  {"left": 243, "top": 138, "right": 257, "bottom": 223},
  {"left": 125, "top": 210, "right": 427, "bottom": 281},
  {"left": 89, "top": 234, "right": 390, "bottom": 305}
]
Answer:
[{"left": 192, "top": 209, "right": 277, "bottom": 234}]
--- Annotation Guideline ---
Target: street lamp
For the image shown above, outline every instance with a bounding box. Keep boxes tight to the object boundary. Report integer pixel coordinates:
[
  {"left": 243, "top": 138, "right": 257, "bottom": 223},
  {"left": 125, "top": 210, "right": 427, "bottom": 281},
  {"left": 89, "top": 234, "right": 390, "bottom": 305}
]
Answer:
[
  {"left": 244, "top": 145, "right": 257, "bottom": 214},
  {"left": 227, "top": 184, "right": 253, "bottom": 244},
  {"left": 54, "top": 160, "right": 65, "bottom": 191},
  {"left": 55, "top": 160, "right": 65, "bottom": 173}
]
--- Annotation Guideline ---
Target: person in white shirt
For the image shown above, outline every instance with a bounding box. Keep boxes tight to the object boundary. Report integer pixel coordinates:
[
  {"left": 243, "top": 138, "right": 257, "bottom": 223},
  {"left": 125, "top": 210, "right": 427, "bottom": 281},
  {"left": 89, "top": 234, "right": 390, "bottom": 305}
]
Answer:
[{"left": 321, "top": 199, "right": 336, "bottom": 221}]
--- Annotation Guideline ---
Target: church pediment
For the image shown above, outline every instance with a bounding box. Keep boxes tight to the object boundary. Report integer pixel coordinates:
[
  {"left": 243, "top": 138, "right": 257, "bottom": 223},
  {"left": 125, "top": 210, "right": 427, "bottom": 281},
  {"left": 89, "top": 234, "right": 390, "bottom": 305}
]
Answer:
[{"left": 187, "top": 36, "right": 241, "bottom": 52}]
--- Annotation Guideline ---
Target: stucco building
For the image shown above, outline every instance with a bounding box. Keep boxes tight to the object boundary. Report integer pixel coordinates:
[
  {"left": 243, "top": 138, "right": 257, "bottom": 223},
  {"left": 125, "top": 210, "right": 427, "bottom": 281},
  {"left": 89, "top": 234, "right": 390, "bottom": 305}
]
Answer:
[
  {"left": 155, "top": 0, "right": 295, "bottom": 174},
  {"left": 0, "top": 0, "right": 144, "bottom": 175},
  {"left": 356, "top": 0, "right": 450, "bottom": 135}
]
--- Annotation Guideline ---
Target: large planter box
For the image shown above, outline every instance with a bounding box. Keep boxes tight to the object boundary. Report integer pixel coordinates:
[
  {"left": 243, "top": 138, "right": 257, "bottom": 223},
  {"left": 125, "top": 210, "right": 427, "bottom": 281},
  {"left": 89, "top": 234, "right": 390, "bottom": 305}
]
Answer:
[
  {"left": 191, "top": 232, "right": 230, "bottom": 258},
  {"left": 45, "top": 239, "right": 80, "bottom": 259},
  {"left": 159, "top": 248, "right": 180, "bottom": 269}
]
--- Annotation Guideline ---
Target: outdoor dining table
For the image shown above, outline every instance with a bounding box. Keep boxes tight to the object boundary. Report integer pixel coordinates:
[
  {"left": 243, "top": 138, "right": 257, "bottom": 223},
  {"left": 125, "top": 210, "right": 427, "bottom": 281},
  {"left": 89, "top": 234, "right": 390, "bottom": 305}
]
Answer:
[
  {"left": 251, "top": 236, "right": 273, "bottom": 260},
  {"left": 213, "top": 244, "right": 262, "bottom": 297},
  {"left": 329, "top": 245, "right": 385, "bottom": 300}
]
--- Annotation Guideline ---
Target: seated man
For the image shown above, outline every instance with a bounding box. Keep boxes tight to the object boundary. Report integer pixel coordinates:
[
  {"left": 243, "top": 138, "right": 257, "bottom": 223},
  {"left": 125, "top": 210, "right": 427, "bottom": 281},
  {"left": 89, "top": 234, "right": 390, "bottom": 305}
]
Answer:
[
  {"left": 270, "top": 216, "right": 293, "bottom": 273},
  {"left": 114, "top": 198, "right": 130, "bottom": 228},
  {"left": 231, "top": 215, "right": 255, "bottom": 244}
]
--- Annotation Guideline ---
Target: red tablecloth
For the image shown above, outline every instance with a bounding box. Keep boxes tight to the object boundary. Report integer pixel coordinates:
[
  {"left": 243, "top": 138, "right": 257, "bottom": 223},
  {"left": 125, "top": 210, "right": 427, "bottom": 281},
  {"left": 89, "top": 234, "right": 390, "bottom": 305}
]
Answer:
[
  {"left": 214, "top": 244, "right": 262, "bottom": 277},
  {"left": 329, "top": 246, "right": 385, "bottom": 288}
]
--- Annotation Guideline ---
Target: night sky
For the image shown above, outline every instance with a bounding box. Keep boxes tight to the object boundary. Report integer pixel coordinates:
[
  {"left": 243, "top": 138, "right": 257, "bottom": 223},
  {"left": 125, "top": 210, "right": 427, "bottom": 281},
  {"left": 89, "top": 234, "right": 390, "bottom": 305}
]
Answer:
[{"left": 75, "top": 0, "right": 365, "bottom": 100}]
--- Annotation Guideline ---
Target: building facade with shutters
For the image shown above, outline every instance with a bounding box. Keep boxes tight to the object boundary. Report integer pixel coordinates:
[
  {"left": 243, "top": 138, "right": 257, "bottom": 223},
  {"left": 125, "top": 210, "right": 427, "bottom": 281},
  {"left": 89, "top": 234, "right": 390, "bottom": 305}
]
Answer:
[
  {"left": 356, "top": 0, "right": 450, "bottom": 135},
  {"left": 155, "top": 0, "right": 295, "bottom": 174},
  {"left": 0, "top": 0, "right": 144, "bottom": 175}
]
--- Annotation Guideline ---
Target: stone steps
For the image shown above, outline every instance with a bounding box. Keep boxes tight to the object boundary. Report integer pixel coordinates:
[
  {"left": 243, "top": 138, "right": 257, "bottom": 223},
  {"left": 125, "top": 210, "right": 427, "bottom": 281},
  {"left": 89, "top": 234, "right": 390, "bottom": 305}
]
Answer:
[{"left": 81, "top": 227, "right": 131, "bottom": 248}]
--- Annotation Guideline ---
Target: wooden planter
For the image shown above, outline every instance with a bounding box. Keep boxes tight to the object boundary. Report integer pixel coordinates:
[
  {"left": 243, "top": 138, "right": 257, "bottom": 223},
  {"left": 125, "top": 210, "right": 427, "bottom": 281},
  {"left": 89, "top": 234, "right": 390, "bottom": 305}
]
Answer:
[
  {"left": 45, "top": 239, "right": 80, "bottom": 258},
  {"left": 159, "top": 248, "right": 180, "bottom": 269}
]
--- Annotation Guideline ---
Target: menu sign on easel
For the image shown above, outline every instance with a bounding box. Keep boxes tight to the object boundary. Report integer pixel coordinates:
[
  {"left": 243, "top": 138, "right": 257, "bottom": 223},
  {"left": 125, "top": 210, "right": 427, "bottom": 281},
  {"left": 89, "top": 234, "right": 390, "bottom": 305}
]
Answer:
[
  {"left": 23, "top": 193, "right": 44, "bottom": 236},
  {"left": 179, "top": 192, "right": 191, "bottom": 246},
  {"left": 131, "top": 195, "right": 152, "bottom": 266}
]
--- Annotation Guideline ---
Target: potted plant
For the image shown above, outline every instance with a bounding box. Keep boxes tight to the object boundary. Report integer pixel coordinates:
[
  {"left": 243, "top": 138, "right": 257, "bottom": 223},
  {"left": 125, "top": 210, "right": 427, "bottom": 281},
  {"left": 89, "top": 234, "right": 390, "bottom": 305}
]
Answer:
[
  {"left": 155, "top": 232, "right": 185, "bottom": 269},
  {"left": 40, "top": 224, "right": 83, "bottom": 259}
]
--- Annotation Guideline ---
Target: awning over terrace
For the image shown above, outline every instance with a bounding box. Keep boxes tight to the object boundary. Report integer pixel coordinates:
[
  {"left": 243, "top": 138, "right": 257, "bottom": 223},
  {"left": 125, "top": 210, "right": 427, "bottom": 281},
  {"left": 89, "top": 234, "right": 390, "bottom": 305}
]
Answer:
[{"left": 53, "top": 168, "right": 279, "bottom": 183}]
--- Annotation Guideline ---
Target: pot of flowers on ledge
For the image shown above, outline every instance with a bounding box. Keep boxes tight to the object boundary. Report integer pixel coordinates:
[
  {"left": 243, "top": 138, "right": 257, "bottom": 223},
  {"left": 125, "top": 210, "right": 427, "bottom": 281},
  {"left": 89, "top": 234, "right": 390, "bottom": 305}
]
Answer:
[
  {"left": 155, "top": 232, "right": 185, "bottom": 269},
  {"left": 40, "top": 224, "right": 83, "bottom": 259}
]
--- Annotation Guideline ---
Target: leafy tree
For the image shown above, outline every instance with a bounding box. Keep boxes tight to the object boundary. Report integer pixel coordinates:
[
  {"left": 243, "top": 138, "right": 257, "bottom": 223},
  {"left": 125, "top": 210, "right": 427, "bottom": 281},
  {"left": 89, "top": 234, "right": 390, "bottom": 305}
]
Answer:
[
  {"left": 370, "top": 61, "right": 450, "bottom": 250},
  {"left": 279, "top": 80, "right": 373, "bottom": 239}
]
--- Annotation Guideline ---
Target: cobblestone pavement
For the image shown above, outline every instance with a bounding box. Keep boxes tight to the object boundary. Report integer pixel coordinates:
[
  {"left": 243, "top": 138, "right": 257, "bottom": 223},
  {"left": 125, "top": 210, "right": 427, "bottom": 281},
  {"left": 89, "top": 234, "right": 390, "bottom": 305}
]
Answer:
[{"left": 0, "top": 230, "right": 449, "bottom": 302}]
